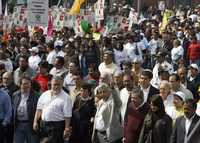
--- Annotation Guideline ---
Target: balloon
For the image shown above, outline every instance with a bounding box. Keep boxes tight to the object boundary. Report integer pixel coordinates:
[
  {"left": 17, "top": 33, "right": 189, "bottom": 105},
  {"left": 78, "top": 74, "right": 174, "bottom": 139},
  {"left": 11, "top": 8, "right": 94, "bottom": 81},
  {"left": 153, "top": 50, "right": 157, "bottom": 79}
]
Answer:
[{"left": 81, "top": 20, "right": 90, "bottom": 33}]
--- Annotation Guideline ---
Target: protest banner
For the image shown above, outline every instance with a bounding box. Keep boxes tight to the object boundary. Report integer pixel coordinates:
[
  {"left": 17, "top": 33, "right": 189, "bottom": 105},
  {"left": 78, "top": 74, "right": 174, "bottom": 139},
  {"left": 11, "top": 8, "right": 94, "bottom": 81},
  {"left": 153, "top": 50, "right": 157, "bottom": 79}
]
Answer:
[
  {"left": 27, "top": 0, "right": 49, "bottom": 27},
  {"left": 94, "top": 0, "right": 105, "bottom": 21}
]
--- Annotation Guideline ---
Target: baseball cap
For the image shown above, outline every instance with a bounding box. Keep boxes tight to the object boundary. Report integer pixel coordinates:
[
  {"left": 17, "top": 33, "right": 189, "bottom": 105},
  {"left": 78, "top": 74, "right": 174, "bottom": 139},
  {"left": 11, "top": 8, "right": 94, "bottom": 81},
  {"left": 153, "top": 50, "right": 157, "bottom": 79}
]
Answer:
[
  {"left": 189, "top": 63, "right": 199, "bottom": 71},
  {"left": 29, "top": 47, "right": 39, "bottom": 53},
  {"left": 174, "top": 91, "right": 185, "bottom": 101}
]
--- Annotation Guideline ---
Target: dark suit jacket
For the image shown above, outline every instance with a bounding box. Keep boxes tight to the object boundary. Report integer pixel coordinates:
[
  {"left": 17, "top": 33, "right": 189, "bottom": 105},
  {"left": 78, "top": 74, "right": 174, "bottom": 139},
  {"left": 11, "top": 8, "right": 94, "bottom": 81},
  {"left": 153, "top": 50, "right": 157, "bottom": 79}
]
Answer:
[
  {"left": 171, "top": 114, "right": 200, "bottom": 143},
  {"left": 186, "top": 118, "right": 200, "bottom": 143},
  {"left": 147, "top": 85, "right": 159, "bottom": 103},
  {"left": 12, "top": 90, "right": 39, "bottom": 131}
]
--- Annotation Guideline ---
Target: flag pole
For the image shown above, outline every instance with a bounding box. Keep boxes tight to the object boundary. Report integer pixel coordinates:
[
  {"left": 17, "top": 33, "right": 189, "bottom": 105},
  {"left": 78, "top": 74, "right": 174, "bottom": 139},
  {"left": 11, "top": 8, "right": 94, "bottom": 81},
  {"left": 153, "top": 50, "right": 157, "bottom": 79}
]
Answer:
[{"left": 57, "top": 0, "right": 62, "bottom": 7}]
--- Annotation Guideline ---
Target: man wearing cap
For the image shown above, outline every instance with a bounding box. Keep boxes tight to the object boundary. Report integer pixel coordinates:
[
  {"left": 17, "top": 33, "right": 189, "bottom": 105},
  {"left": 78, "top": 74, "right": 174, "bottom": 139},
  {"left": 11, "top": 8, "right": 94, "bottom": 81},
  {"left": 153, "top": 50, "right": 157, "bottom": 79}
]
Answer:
[
  {"left": 187, "top": 64, "right": 200, "bottom": 100},
  {"left": 54, "top": 40, "right": 66, "bottom": 57},
  {"left": 171, "top": 99, "right": 200, "bottom": 143},
  {"left": 151, "top": 50, "right": 174, "bottom": 88},
  {"left": 166, "top": 91, "right": 185, "bottom": 122},
  {"left": 28, "top": 47, "right": 41, "bottom": 71},
  {"left": 98, "top": 51, "right": 119, "bottom": 76}
]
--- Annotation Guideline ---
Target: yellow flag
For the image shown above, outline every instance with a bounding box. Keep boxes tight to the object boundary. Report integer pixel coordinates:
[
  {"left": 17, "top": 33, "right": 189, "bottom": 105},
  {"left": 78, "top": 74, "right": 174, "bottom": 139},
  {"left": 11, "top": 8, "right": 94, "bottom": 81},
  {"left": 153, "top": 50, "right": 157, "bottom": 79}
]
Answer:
[{"left": 69, "top": 0, "right": 85, "bottom": 14}]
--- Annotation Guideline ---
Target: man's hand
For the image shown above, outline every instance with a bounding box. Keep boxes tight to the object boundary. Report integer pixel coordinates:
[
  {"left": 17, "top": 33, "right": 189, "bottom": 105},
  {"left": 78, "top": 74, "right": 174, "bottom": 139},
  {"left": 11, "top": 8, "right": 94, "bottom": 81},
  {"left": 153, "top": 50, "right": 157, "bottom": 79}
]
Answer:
[
  {"left": 33, "top": 122, "right": 39, "bottom": 132},
  {"left": 63, "top": 127, "right": 72, "bottom": 138}
]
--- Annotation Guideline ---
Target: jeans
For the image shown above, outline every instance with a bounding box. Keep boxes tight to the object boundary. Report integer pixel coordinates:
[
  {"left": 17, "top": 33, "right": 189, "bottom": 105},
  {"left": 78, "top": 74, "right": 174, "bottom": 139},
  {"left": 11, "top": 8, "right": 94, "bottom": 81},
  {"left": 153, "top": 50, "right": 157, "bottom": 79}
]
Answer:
[{"left": 14, "top": 122, "right": 39, "bottom": 143}]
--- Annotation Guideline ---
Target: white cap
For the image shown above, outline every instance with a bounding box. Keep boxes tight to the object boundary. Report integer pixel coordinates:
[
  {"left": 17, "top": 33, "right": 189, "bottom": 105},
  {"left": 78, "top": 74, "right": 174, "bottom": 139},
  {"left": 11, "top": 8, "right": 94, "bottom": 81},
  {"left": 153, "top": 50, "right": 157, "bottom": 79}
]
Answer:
[
  {"left": 190, "top": 63, "right": 199, "bottom": 71},
  {"left": 174, "top": 91, "right": 185, "bottom": 101},
  {"left": 29, "top": 47, "right": 39, "bottom": 53},
  {"left": 54, "top": 40, "right": 63, "bottom": 48}
]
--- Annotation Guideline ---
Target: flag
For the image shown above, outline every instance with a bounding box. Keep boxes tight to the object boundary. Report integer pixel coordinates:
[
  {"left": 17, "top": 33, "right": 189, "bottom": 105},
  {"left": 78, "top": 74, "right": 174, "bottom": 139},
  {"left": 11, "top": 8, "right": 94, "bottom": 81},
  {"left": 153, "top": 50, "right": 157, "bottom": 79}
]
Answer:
[
  {"left": 47, "top": 14, "right": 53, "bottom": 37},
  {"left": 69, "top": 0, "right": 85, "bottom": 14},
  {"left": 0, "top": 0, "right": 2, "bottom": 15},
  {"left": 3, "top": 3, "right": 8, "bottom": 41}
]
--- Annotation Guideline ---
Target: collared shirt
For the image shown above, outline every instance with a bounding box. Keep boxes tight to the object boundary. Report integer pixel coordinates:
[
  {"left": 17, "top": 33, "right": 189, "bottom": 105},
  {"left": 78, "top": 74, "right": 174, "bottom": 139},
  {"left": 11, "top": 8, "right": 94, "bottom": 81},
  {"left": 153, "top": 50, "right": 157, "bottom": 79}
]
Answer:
[
  {"left": 141, "top": 86, "right": 150, "bottom": 103},
  {"left": 14, "top": 67, "right": 35, "bottom": 86},
  {"left": 94, "top": 96, "right": 112, "bottom": 131},
  {"left": 98, "top": 62, "right": 119, "bottom": 76},
  {"left": 63, "top": 73, "right": 75, "bottom": 92},
  {"left": 0, "top": 90, "right": 12, "bottom": 126},
  {"left": 37, "top": 90, "right": 72, "bottom": 121},
  {"left": 17, "top": 93, "right": 29, "bottom": 121},
  {"left": 49, "top": 67, "right": 67, "bottom": 77},
  {"left": 185, "top": 114, "right": 195, "bottom": 141},
  {"left": 46, "top": 50, "right": 57, "bottom": 65}
]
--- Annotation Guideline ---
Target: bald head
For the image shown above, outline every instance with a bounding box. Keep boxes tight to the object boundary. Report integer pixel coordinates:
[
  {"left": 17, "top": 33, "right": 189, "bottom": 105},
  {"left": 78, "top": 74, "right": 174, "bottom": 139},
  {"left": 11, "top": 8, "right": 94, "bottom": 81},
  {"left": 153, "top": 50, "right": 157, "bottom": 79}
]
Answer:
[{"left": 2, "top": 72, "right": 13, "bottom": 86}]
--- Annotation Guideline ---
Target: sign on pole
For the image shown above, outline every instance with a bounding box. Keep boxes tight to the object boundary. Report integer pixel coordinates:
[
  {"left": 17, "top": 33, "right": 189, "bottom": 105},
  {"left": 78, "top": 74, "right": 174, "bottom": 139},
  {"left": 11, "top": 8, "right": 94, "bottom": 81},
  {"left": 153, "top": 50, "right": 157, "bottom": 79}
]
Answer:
[{"left": 27, "top": 0, "right": 49, "bottom": 27}]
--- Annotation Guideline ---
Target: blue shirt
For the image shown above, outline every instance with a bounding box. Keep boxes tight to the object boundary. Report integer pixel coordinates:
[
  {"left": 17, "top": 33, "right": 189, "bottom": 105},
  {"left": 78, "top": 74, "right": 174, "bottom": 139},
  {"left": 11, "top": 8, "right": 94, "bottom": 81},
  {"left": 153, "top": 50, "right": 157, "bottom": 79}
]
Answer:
[{"left": 0, "top": 89, "right": 12, "bottom": 126}]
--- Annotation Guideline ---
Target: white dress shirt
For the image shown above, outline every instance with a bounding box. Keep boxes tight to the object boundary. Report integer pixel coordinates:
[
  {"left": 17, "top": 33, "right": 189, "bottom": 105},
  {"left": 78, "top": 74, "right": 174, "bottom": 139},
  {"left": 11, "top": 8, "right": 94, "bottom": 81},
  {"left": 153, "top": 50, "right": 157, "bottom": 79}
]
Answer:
[
  {"left": 98, "top": 62, "right": 119, "bottom": 76},
  {"left": 37, "top": 90, "right": 72, "bottom": 121},
  {"left": 141, "top": 86, "right": 150, "bottom": 103},
  {"left": 46, "top": 50, "right": 57, "bottom": 65},
  {"left": 17, "top": 94, "right": 29, "bottom": 121}
]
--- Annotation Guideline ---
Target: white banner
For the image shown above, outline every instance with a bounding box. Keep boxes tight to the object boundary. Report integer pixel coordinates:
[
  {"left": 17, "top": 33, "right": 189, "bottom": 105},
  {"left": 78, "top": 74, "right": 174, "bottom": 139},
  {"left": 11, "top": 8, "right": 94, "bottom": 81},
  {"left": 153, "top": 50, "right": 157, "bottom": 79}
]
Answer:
[
  {"left": 94, "top": 0, "right": 105, "bottom": 21},
  {"left": 27, "top": 0, "right": 49, "bottom": 27}
]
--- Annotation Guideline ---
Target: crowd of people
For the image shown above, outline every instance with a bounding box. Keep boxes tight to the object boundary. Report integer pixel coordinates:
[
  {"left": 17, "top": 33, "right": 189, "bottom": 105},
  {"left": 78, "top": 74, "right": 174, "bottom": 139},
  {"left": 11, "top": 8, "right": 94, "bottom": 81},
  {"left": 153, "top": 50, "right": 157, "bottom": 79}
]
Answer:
[{"left": 0, "top": 4, "right": 200, "bottom": 143}]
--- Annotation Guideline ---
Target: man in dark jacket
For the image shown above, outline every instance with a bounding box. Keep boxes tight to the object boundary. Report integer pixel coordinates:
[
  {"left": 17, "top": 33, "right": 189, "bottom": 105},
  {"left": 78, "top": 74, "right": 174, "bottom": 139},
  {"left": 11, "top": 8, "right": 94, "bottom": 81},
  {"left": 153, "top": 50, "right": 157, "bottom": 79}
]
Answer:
[
  {"left": 171, "top": 99, "right": 200, "bottom": 143},
  {"left": 139, "top": 69, "right": 159, "bottom": 103},
  {"left": 123, "top": 87, "right": 149, "bottom": 143}
]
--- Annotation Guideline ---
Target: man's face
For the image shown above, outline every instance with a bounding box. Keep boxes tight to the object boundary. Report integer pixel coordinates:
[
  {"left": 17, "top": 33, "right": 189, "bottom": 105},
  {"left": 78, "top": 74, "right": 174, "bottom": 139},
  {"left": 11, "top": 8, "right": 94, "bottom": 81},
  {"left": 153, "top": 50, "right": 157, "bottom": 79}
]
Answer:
[
  {"left": 139, "top": 75, "right": 150, "bottom": 88},
  {"left": 169, "top": 76, "right": 180, "bottom": 91},
  {"left": 69, "top": 63, "right": 76, "bottom": 74},
  {"left": 177, "top": 68, "right": 186, "bottom": 80},
  {"left": 21, "top": 79, "right": 31, "bottom": 93},
  {"left": 173, "top": 95, "right": 184, "bottom": 109},
  {"left": 2, "top": 73, "right": 12, "bottom": 86},
  {"left": 114, "top": 75, "right": 123, "bottom": 86},
  {"left": 130, "top": 92, "right": 143, "bottom": 108},
  {"left": 183, "top": 102, "right": 195, "bottom": 119},
  {"left": 123, "top": 75, "right": 133, "bottom": 91},
  {"left": 103, "top": 54, "right": 112, "bottom": 64},
  {"left": 51, "top": 79, "right": 62, "bottom": 93},
  {"left": 19, "top": 57, "right": 28, "bottom": 71},
  {"left": 54, "top": 58, "right": 62, "bottom": 69}
]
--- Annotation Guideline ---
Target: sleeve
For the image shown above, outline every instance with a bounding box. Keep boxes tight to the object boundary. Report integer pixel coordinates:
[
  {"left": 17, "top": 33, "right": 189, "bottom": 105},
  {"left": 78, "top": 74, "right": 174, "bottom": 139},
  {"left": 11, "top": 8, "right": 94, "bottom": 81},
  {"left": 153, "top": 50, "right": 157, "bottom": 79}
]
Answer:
[
  {"left": 2, "top": 93, "right": 12, "bottom": 126},
  {"left": 166, "top": 117, "right": 173, "bottom": 143},
  {"left": 37, "top": 94, "right": 44, "bottom": 110},
  {"left": 63, "top": 96, "right": 72, "bottom": 118},
  {"left": 170, "top": 118, "right": 178, "bottom": 143}
]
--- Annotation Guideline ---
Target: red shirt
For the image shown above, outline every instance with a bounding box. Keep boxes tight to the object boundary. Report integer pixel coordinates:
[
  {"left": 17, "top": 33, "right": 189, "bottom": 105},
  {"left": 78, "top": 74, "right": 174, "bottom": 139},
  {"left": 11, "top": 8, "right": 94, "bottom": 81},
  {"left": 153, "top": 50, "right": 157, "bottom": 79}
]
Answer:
[
  {"left": 33, "top": 74, "right": 49, "bottom": 92},
  {"left": 188, "top": 41, "right": 200, "bottom": 61}
]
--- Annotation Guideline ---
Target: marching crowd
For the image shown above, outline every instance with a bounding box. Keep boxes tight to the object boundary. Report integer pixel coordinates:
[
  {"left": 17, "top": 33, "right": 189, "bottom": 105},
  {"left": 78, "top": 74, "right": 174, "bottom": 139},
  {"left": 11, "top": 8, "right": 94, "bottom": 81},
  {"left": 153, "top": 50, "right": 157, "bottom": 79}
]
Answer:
[{"left": 1, "top": 5, "right": 200, "bottom": 143}]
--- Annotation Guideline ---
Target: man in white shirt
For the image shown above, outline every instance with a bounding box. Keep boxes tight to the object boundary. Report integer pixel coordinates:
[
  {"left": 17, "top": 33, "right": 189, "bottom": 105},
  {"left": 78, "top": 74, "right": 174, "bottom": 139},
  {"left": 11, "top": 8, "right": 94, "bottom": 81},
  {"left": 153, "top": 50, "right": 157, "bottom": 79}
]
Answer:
[
  {"left": 28, "top": 47, "right": 41, "bottom": 71},
  {"left": 46, "top": 41, "right": 57, "bottom": 65},
  {"left": 33, "top": 76, "right": 72, "bottom": 143},
  {"left": 120, "top": 74, "right": 134, "bottom": 124},
  {"left": 49, "top": 56, "right": 67, "bottom": 78},
  {"left": 98, "top": 50, "right": 119, "bottom": 76}
]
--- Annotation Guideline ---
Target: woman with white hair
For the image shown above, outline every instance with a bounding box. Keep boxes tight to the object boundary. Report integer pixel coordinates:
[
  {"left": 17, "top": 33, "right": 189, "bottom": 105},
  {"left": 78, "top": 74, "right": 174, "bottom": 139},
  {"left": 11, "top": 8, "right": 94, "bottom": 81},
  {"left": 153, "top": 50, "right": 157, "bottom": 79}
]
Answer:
[{"left": 159, "top": 80, "right": 174, "bottom": 109}]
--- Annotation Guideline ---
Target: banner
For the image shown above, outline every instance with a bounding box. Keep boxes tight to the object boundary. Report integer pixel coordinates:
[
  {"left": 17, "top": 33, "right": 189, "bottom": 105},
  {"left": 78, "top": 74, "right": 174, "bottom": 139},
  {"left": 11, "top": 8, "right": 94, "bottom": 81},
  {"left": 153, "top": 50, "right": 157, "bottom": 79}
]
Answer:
[
  {"left": 27, "top": 0, "right": 49, "bottom": 27},
  {"left": 94, "top": 0, "right": 105, "bottom": 21}
]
